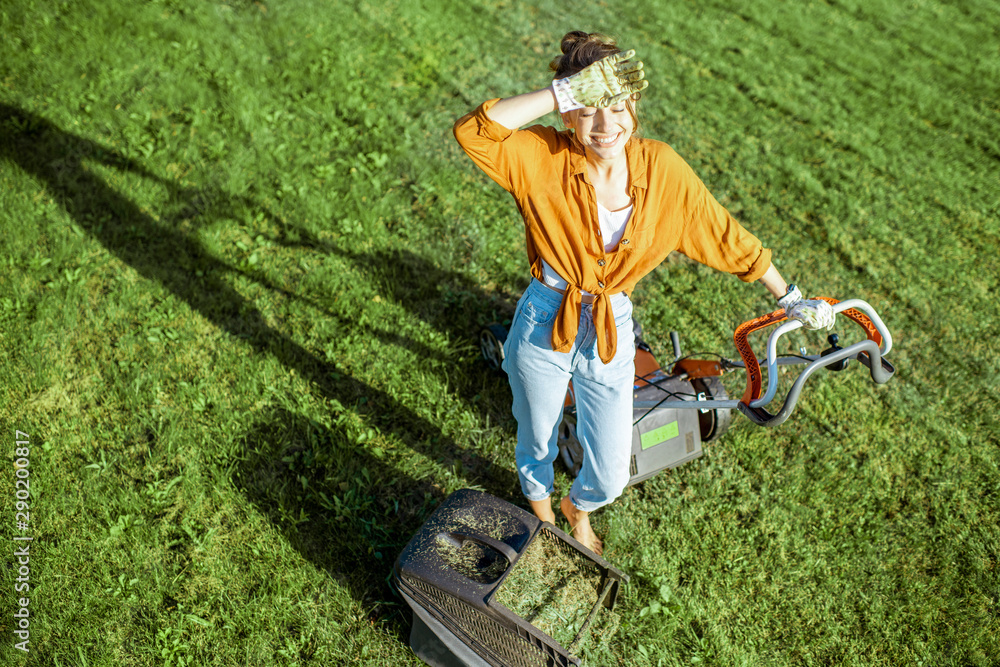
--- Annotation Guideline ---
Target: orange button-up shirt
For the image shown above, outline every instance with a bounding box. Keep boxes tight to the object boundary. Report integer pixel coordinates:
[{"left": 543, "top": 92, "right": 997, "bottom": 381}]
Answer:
[{"left": 454, "top": 98, "right": 772, "bottom": 363}]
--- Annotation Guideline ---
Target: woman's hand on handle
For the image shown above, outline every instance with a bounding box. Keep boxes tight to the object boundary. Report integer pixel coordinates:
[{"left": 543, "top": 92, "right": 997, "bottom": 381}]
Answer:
[
  {"left": 757, "top": 263, "right": 834, "bottom": 331},
  {"left": 778, "top": 286, "right": 836, "bottom": 331}
]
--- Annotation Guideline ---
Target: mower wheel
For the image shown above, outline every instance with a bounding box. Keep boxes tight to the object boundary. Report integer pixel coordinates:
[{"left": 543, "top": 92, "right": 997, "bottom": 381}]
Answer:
[
  {"left": 633, "top": 319, "right": 652, "bottom": 352},
  {"left": 692, "top": 376, "right": 732, "bottom": 442},
  {"left": 480, "top": 324, "right": 508, "bottom": 370},
  {"left": 557, "top": 411, "right": 583, "bottom": 477}
]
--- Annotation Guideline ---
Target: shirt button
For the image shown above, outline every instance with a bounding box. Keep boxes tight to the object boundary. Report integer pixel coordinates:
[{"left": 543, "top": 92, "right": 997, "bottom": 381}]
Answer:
[
  {"left": 598, "top": 281, "right": 605, "bottom": 288},
  {"left": 597, "top": 259, "right": 606, "bottom": 267},
  {"left": 621, "top": 238, "right": 630, "bottom": 245}
]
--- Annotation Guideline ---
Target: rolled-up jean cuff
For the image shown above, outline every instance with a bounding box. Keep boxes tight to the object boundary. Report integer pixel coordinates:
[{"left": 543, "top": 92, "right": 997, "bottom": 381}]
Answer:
[
  {"left": 568, "top": 494, "right": 609, "bottom": 514},
  {"left": 523, "top": 490, "right": 551, "bottom": 503}
]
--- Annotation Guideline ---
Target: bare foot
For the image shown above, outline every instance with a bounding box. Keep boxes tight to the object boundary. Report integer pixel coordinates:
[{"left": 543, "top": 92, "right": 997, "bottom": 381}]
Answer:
[
  {"left": 560, "top": 496, "right": 603, "bottom": 556},
  {"left": 528, "top": 497, "right": 556, "bottom": 524}
]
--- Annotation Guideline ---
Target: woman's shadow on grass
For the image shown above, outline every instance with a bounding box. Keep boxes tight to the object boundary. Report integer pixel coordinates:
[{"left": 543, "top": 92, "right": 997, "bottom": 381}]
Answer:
[{"left": 0, "top": 102, "right": 521, "bottom": 621}]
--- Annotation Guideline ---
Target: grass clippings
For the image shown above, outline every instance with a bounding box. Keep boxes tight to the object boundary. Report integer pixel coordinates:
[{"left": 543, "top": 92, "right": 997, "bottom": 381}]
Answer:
[{"left": 494, "top": 529, "right": 607, "bottom": 650}]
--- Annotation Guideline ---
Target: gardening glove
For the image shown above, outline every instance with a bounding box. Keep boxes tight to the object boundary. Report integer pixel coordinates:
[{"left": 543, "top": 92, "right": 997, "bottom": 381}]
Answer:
[
  {"left": 778, "top": 285, "right": 835, "bottom": 331},
  {"left": 551, "top": 50, "right": 648, "bottom": 113}
]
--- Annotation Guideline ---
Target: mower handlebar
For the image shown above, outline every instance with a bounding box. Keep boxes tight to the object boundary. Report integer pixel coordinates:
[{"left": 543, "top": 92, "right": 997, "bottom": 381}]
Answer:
[{"left": 733, "top": 298, "right": 895, "bottom": 427}]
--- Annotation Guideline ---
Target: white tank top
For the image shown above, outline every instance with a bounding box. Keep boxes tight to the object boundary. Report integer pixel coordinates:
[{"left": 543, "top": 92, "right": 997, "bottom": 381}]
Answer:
[{"left": 540, "top": 202, "right": 633, "bottom": 293}]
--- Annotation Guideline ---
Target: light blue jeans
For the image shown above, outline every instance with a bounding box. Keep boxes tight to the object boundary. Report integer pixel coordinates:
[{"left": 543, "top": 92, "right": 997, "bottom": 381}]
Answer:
[{"left": 503, "top": 278, "right": 635, "bottom": 513}]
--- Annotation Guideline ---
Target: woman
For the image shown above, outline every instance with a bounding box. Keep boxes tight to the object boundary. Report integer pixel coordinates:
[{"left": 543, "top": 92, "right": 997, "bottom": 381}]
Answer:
[{"left": 454, "top": 31, "right": 832, "bottom": 554}]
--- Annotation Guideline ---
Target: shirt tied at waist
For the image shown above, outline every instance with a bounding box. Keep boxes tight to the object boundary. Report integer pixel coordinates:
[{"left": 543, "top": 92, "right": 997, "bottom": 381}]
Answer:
[{"left": 551, "top": 287, "right": 619, "bottom": 365}]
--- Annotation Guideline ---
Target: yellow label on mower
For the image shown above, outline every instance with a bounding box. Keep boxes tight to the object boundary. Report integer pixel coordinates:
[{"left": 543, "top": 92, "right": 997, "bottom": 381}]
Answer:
[{"left": 640, "top": 421, "right": 680, "bottom": 450}]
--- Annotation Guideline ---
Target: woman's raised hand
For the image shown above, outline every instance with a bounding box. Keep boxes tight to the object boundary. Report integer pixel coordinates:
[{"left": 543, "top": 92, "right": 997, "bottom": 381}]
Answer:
[{"left": 552, "top": 50, "right": 648, "bottom": 113}]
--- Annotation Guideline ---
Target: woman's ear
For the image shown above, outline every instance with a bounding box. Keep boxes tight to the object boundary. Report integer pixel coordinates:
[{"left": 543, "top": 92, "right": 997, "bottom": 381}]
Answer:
[{"left": 560, "top": 110, "right": 577, "bottom": 130}]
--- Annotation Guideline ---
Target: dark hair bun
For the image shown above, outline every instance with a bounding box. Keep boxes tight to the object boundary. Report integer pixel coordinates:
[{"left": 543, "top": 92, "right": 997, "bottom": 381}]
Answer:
[
  {"left": 550, "top": 31, "right": 620, "bottom": 79},
  {"left": 560, "top": 30, "right": 591, "bottom": 55}
]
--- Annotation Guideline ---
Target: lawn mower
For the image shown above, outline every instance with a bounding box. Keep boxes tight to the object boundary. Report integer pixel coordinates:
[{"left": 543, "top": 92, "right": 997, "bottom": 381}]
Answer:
[
  {"left": 393, "top": 488, "right": 628, "bottom": 667},
  {"left": 480, "top": 297, "right": 895, "bottom": 486}
]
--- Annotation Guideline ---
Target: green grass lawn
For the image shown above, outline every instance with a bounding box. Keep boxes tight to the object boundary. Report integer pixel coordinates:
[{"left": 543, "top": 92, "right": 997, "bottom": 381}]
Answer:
[{"left": 1, "top": 0, "right": 997, "bottom": 665}]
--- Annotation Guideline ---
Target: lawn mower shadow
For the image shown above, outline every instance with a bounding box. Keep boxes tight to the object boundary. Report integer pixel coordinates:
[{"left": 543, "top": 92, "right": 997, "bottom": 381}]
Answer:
[
  {"left": 235, "top": 406, "right": 481, "bottom": 628},
  {"left": 0, "top": 102, "right": 519, "bottom": 615}
]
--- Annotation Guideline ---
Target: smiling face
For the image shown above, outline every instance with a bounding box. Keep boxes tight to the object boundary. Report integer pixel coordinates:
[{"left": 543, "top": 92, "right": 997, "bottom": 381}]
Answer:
[{"left": 563, "top": 102, "right": 636, "bottom": 163}]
